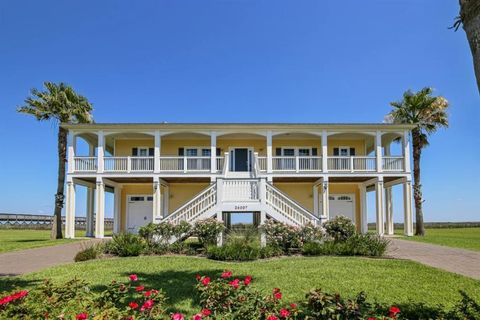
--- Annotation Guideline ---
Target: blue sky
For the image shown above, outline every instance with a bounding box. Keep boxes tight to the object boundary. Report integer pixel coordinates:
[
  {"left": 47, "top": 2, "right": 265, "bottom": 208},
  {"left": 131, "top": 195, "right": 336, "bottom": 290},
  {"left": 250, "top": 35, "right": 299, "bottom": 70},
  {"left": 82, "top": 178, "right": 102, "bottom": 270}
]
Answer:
[{"left": 0, "top": 0, "right": 479, "bottom": 222}]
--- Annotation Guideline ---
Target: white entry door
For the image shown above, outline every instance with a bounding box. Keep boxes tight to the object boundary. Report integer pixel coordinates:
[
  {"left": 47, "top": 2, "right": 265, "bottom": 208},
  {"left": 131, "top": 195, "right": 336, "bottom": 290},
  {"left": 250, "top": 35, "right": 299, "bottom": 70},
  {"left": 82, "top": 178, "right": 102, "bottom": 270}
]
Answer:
[
  {"left": 127, "top": 195, "right": 153, "bottom": 233},
  {"left": 329, "top": 194, "right": 355, "bottom": 222}
]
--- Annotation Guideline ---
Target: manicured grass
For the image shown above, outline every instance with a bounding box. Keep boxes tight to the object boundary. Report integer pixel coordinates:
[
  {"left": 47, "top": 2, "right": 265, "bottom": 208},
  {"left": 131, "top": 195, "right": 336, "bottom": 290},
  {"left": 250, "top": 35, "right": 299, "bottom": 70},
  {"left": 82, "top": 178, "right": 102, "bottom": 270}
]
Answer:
[
  {"left": 2, "top": 256, "right": 478, "bottom": 315},
  {"left": 398, "top": 227, "right": 480, "bottom": 251},
  {"left": 0, "top": 229, "right": 112, "bottom": 253}
]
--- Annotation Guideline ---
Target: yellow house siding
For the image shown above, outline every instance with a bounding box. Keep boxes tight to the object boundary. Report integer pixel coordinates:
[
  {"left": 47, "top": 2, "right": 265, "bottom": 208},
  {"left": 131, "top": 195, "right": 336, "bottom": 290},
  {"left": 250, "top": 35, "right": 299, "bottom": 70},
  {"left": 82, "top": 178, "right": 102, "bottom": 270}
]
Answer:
[
  {"left": 168, "top": 182, "right": 210, "bottom": 213},
  {"left": 273, "top": 182, "right": 315, "bottom": 212},
  {"left": 160, "top": 139, "right": 210, "bottom": 156},
  {"left": 328, "top": 139, "right": 366, "bottom": 156},
  {"left": 217, "top": 139, "right": 267, "bottom": 156},
  {"left": 115, "top": 139, "right": 154, "bottom": 156}
]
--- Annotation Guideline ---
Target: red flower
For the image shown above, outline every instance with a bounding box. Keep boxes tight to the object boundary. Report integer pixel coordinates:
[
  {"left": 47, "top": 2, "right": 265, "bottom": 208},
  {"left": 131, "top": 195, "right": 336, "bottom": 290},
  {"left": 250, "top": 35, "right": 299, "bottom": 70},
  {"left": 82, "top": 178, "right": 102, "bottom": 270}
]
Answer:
[
  {"left": 229, "top": 278, "right": 240, "bottom": 289},
  {"left": 272, "top": 288, "right": 282, "bottom": 299},
  {"left": 367, "top": 318, "right": 377, "bottom": 320},
  {"left": 192, "top": 314, "right": 202, "bottom": 320},
  {"left": 129, "top": 301, "right": 139, "bottom": 309},
  {"left": 144, "top": 290, "right": 152, "bottom": 297},
  {"left": 135, "top": 285, "right": 145, "bottom": 292},
  {"left": 290, "top": 303, "right": 297, "bottom": 309},
  {"left": 172, "top": 313, "right": 185, "bottom": 320},
  {"left": 140, "top": 299, "right": 154, "bottom": 311},
  {"left": 196, "top": 274, "right": 201, "bottom": 281},
  {"left": 279, "top": 308, "right": 290, "bottom": 318},
  {"left": 244, "top": 275, "right": 252, "bottom": 285},
  {"left": 76, "top": 313, "right": 88, "bottom": 320},
  {"left": 267, "top": 316, "right": 279, "bottom": 320},
  {"left": 201, "top": 277, "right": 210, "bottom": 286},
  {"left": 221, "top": 270, "right": 233, "bottom": 278},
  {"left": 0, "top": 290, "right": 29, "bottom": 306},
  {"left": 201, "top": 309, "right": 212, "bottom": 316},
  {"left": 389, "top": 306, "right": 400, "bottom": 315},
  {"left": 129, "top": 274, "right": 138, "bottom": 281}
]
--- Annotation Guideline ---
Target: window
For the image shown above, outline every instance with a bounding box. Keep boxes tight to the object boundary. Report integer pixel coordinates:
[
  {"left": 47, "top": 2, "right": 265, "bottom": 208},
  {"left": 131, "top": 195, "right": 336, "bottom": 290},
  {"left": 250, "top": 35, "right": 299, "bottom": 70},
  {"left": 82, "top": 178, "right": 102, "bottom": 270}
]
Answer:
[
  {"left": 201, "top": 149, "right": 211, "bottom": 157},
  {"left": 298, "top": 148, "right": 310, "bottom": 156},
  {"left": 282, "top": 148, "right": 295, "bottom": 156},
  {"left": 185, "top": 148, "right": 198, "bottom": 156},
  {"left": 339, "top": 147, "right": 349, "bottom": 156},
  {"left": 130, "top": 196, "right": 145, "bottom": 202},
  {"left": 146, "top": 196, "right": 153, "bottom": 201},
  {"left": 337, "top": 196, "right": 352, "bottom": 201}
]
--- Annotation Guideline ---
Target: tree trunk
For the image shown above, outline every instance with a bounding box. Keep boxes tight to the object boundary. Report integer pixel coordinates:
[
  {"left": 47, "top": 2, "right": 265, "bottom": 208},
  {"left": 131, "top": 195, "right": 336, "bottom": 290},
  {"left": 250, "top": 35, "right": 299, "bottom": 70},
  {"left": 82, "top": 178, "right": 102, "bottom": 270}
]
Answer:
[
  {"left": 460, "top": 0, "right": 480, "bottom": 93},
  {"left": 411, "top": 129, "right": 425, "bottom": 236},
  {"left": 51, "top": 127, "right": 68, "bottom": 239}
]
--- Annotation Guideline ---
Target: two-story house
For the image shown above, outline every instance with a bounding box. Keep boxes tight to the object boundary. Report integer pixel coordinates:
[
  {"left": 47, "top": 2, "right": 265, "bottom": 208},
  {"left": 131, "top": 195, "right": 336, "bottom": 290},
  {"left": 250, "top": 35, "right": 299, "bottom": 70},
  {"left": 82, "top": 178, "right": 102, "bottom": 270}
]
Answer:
[{"left": 62, "top": 123, "right": 414, "bottom": 240}]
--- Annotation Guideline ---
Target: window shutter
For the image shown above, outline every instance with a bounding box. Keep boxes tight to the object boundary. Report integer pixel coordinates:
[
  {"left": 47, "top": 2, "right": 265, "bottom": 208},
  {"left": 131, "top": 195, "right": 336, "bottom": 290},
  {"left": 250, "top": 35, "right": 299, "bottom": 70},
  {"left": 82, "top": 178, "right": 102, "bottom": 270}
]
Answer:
[
  {"left": 333, "top": 148, "right": 339, "bottom": 156},
  {"left": 148, "top": 148, "right": 154, "bottom": 156},
  {"left": 178, "top": 148, "right": 184, "bottom": 156},
  {"left": 216, "top": 148, "right": 221, "bottom": 156},
  {"left": 350, "top": 148, "right": 355, "bottom": 156},
  {"left": 312, "top": 148, "right": 318, "bottom": 156},
  {"left": 275, "top": 148, "right": 282, "bottom": 156},
  {"left": 132, "top": 148, "right": 138, "bottom": 156}
]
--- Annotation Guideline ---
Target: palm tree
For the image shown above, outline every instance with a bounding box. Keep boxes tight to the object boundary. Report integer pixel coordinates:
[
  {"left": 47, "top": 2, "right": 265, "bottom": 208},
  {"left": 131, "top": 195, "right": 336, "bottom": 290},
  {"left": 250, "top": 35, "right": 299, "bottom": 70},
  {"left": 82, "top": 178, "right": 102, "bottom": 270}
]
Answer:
[
  {"left": 18, "top": 82, "right": 93, "bottom": 239},
  {"left": 387, "top": 87, "right": 449, "bottom": 236},
  {"left": 453, "top": 0, "right": 480, "bottom": 93}
]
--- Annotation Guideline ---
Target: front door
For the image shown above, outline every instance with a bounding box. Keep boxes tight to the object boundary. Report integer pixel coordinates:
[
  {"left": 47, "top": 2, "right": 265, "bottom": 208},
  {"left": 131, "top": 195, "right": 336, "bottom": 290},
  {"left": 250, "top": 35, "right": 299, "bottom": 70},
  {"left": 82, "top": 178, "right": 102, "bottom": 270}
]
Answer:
[
  {"left": 127, "top": 195, "right": 153, "bottom": 233},
  {"left": 233, "top": 148, "right": 249, "bottom": 172}
]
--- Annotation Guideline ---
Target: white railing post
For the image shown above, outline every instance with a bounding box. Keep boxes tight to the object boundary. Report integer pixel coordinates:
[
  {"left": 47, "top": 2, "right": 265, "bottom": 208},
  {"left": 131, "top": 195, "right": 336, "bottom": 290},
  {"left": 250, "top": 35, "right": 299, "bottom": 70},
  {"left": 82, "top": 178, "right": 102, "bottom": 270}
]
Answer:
[
  {"left": 222, "top": 152, "right": 229, "bottom": 175},
  {"left": 127, "top": 156, "right": 131, "bottom": 173},
  {"left": 216, "top": 178, "right": 224, "bottom": 204},
  {"left": 350, "top": 156, "right": 354, "bottom": 173},
  {"left": 266, "top": 130, "right": 273, "bottom": 174},
  {"left": 375, "top": 130, "right": 383, "bottom": 173},
  {"left": 183, "top": 156, "right": 188, "bottom": 173},
  {"left": 259, "top": 178, "right": 267, "bottom": 205},
  {"left": 67, "top": 132, "right": 75, "bottom": 174},
  {"left": 322, "top": 130, "right": 328, "bottom": 173},
  {"left": 97, "top": 130, "right": 104, "bottom": 174},
  {"left": 295, "top": 156, "right": 299, "bottom": 173},
  {"left": 321, "top": 178, "right": 329, "bottom": 221},
  {"left": 154, "top": 130, "right": 161, "bottom": 173},
  {"left": 211, "top": 131, "right": 217, "bottom": 173},
  {"left": 403, "top": 130, "right": 411, "bottom": 173}
]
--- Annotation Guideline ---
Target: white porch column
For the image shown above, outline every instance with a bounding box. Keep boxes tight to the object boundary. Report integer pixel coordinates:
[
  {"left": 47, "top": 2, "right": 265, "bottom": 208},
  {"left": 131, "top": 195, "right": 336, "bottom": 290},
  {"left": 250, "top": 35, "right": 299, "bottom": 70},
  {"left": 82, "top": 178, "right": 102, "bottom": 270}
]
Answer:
[
  {"left": 321, "top": 130, "right": 328, "bottom": 172},
  {"left": 210, "top": 131, "right": 217, "bottom": 173},
  {"left": 321, "top": 178, "right": 329, "bottom": 221},
  {"left": 216, "top": 211, "right": 224, "bottom": 246},
  {"left": 266, "top": 130, "right": 273, "bottom": 173},
  {"left": 67, "top": 132, "right": 76, "bottom": 174},
  {"left": 375, "top": 130, "right": 383, "bottom": 173},
  {"left": 359, "top": 184, "right": 368, "bottom": 233},
  {"left": 85, "top": 187, "right": 95, "bottom": 237},
  {"left": 403, "top": 180, "right": 414, "bottom": 236},
  {"left": 113, "top": 185, "right": 122, "bottom": 234},
  {"left": 403, "top": 130, "right": 411, "bottom": 173},
  {"left": 375, "top": 178, "right": 384, "bottom": 236},
  {"left": 95, "top": 177, "right": 105, "bottom": 238},
  {"left": 65, "top": 178, "right": 76, "bottom": 238},
  {"left": 162, "top": 184, "right": 170, "bottom": 217},
  {"left": 385, "top": 187, "right": 394, "bottom": 235},
  {"left": 153, "top": 177, "right": 162, "bottom": 223},
  {"left": 97, "top": 131, "right": 105, "bottom": 173},
  {"left": 154, "top": 130, "right": 161, "bottom": 173}
]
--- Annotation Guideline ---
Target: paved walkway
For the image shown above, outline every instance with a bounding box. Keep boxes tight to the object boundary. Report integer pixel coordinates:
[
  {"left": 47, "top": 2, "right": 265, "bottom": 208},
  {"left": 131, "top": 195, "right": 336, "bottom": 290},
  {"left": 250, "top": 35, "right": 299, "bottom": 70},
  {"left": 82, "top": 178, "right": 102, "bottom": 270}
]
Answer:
[
  {"left": 387, "top": 238, "right": 480, "bottom": 280},
  {"left": 0, "top": 239, "right": 101, "bottom": 276}
]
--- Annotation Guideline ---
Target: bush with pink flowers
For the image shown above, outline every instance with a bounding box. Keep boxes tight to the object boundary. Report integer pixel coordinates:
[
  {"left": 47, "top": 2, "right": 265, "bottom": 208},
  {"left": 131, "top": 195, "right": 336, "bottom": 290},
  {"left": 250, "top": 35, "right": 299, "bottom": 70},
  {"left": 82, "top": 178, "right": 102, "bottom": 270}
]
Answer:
[{"left": 1, "top": 271, "right": 479, "bottom": 319}]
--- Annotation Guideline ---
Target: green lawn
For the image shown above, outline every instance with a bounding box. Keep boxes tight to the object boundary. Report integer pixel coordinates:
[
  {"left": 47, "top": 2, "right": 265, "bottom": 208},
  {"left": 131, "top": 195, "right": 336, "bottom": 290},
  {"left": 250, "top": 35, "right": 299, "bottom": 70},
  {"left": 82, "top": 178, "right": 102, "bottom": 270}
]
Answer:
[
  {"left": 0, "top": 229, "right": 112, "bottom": 253},
  {"left": 1, "top": 256, "right": 478, "bottom": 315},
  {"left": 397, "top": 227, "right": 480, "bottom": 251}
]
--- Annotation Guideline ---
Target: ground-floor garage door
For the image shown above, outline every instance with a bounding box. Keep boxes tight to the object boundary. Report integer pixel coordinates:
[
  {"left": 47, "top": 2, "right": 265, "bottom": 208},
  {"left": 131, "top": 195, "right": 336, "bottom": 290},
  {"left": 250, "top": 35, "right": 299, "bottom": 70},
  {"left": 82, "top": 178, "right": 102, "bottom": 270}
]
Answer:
[
  {"left": 329, "top": 194, "right": 355, "bottom": 222},
  {"left": 127, "top": 195, "right": 153, "bottom": 233}
]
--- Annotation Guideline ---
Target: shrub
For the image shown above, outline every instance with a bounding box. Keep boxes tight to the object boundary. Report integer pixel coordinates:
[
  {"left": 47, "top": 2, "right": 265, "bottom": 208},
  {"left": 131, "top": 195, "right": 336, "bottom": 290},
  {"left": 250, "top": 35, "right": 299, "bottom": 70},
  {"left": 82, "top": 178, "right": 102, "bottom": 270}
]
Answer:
[
  {"left": 193, "top": 218, "right": 226, "bottom": 247},
  {"left": 302, "top": 234, "right": 389, "bottom": 257},
  {"left": 206, "top": 231, "right": 261, "bottom": 261},
  {"left": 104, "top": 233, "right": 145, "bottom": 257},
  {"left": 259, "top": 244, "right": 284, "bottom": 259},
  {"left": 262, "top": 219, "right": 302, "bottom": 253},
  {"left": 323, "top": 216, "right": 356, "bottom": 242},
  {"left": 74, "top": 244, "right": 99, "bottom": 262}
]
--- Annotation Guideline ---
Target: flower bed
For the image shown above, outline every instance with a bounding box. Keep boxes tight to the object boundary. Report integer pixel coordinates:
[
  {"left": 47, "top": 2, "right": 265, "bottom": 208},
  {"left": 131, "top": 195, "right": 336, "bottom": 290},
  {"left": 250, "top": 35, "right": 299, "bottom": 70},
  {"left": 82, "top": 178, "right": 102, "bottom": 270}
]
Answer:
[{"left": 1, "top": 270, "right": 478, "bottom": 319}]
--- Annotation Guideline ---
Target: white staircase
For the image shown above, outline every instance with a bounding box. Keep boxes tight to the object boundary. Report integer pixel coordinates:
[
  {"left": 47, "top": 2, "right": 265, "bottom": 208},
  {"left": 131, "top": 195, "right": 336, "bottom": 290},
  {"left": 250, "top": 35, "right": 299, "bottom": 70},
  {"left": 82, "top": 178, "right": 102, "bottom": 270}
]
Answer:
[{"left": 160, "top": 178, "right": 319, "bottom": 228}]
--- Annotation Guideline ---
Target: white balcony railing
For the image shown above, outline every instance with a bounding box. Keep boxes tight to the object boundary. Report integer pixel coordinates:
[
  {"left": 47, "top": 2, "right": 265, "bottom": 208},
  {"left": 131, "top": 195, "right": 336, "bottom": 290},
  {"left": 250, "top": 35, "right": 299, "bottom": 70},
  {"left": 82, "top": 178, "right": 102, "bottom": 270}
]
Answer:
[
  {"left": 272, "top": 156, "right": 322, "bottom": 172},
  {"left": 383, "top": 156, "right": 404, "bottom": 171},
  {"left": 74, "top": 157, "right": 97, "bottom": 172},
  {"left": 216, "top": 157, "right": 225, "bottom": 172},
  {"left": 103, "top": 156, "right": 154, "bottom": 172},
  {"left": 327, "top": 156, "right": 377, "bottom": 172},
  {"left": 222, "top": 179, "right": 259, "bottom": 202}
]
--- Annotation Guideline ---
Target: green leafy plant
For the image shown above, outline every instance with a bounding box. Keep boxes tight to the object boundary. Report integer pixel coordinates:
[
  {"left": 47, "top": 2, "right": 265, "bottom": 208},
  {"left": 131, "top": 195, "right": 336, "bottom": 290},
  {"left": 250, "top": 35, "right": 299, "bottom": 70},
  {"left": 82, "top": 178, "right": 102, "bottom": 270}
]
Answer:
[
  {"left": 74, "top": 243, "right": 100, "bottom": 262},
  {"left": 193, "top": 218, "right": 226, "bottom": 247},
  {"left": 104, "top": 233, "right": 145, "bottom": 257},
  {"left": 323, "top": 216, "right": 356, "bottom": 242},
  {"left": 302, "top": 234, "right": 389, "bottom": 257}
]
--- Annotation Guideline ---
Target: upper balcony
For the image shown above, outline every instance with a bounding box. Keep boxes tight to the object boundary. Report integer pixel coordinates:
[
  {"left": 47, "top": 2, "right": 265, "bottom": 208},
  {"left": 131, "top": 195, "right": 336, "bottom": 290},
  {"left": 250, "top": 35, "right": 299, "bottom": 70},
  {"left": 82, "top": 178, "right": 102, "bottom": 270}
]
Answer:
[{"left": 66, "top": 124, "right": 412, "bottom": 177}]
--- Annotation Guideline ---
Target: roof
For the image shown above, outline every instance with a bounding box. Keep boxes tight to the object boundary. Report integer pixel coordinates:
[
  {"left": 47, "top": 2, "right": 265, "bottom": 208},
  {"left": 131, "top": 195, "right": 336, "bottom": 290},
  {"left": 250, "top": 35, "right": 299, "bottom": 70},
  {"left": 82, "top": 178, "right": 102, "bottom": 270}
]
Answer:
[{"left": 61, "top": 122, "right": 415, "bottom": 130}]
